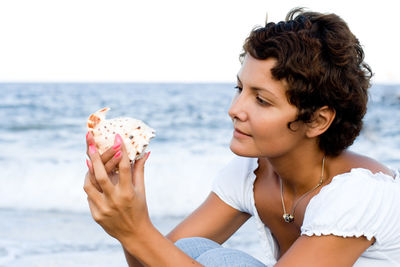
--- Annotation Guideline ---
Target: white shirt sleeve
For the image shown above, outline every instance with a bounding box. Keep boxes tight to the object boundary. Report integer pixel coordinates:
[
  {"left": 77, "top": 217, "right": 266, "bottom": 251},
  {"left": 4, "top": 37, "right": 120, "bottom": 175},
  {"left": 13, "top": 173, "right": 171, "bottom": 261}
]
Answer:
[
  {"left": 301, "top": 168, "right": 400, "bottom": 249},
  {"left": 211, "top": 156, "right": 257, "bottom": 215}
]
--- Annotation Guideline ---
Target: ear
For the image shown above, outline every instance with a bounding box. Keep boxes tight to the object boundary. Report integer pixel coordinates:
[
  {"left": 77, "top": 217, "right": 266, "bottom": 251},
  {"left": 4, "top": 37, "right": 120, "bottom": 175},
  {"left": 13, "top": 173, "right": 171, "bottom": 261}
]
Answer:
[{"left": 306, "top": 106, "right": 336, "bottom": 138}]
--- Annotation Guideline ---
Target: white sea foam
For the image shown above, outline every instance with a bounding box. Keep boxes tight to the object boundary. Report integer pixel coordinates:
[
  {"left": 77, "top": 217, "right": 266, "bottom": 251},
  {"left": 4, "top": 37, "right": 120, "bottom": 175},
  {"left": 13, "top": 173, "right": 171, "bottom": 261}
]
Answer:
[{"left": 0, "top": 140, "right": 234, "bottom": 216}]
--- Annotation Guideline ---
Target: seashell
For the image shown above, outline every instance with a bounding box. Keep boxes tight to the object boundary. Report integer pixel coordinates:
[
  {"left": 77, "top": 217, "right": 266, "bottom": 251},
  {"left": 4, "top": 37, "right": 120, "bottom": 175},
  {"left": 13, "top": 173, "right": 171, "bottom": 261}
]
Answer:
[{"left": 87, "top": 107, "right": 155, "bottom": 161}]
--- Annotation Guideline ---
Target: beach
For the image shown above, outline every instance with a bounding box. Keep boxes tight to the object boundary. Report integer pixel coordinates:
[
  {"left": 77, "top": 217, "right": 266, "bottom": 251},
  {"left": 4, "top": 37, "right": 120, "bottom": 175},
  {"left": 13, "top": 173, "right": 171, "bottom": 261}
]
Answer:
[
  {"left": 0, "top": 83, "right": 399, "bottom": 266},
  {"left": 0, "top": 209, "right": 263, "bottom": 267}
]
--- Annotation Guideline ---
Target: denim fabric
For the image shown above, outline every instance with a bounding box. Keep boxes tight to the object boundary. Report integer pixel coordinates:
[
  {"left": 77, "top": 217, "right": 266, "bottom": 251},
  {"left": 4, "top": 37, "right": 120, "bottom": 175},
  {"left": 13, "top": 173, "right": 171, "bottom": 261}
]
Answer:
[{"left": 175, "top": 237, "right": 267, "bottom": 267}]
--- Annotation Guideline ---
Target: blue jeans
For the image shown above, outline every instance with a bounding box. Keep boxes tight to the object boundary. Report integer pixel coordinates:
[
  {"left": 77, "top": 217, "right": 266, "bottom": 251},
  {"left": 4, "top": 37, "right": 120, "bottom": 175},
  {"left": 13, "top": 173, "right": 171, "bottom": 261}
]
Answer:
[{"left": 175, "top": 237, "right": 267, "bottom": 267}]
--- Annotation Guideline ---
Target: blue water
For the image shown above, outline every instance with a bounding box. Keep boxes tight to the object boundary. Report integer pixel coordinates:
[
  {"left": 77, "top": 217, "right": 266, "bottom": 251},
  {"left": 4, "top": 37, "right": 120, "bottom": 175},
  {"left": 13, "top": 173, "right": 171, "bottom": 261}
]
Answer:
[
  {"left": 1, "top": 83, "right": 235, "bottom": 214},
  {"left": 0, "top": 83, "right": 399, "bottom": 266}
]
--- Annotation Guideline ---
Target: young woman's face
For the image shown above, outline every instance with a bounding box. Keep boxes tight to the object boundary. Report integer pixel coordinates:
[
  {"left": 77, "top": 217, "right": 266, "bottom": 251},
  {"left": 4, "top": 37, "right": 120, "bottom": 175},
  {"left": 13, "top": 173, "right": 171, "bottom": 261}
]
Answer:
[{"left": 228, "top": 55, "right": 306, "bottom": 158}]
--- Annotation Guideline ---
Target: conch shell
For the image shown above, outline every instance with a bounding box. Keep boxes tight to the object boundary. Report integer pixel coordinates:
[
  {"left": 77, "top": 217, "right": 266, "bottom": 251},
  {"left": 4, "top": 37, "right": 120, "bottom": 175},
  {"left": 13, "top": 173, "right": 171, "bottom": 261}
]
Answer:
[{"left": 87, "top": 107, "right": 155, "bottom": 161}]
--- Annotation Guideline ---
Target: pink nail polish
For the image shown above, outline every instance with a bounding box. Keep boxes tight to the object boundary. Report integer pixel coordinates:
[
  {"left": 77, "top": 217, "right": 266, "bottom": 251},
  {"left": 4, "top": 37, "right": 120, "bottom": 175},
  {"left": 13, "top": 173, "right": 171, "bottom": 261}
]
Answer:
[
  {"left": 112, "top": 143, "right": 121, "bottom": 150},
  {"left": 114, "top": 150, "right": 122, "bottom": 158},
  {"left": 86, "top": 131, "right": 93, "bottom": 140},
  {"left": 89, "top": 144, "right": 96, "bottom": 155},
  {"left": 115, "top": 134, "right": 123, "bottom": 146},
  {"left": 86, "top": 159, "right": 91, "bottom": 169},
  {"left": 146, "top": 151, "right": 151, "bottom": 160}
]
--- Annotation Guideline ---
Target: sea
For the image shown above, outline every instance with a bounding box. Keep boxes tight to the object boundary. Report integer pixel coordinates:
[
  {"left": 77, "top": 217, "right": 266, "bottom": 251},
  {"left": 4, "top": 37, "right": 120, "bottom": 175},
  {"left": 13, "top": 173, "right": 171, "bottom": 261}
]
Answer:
[{"left": 0, "top": 83, "right": 399, "bottom": 266}]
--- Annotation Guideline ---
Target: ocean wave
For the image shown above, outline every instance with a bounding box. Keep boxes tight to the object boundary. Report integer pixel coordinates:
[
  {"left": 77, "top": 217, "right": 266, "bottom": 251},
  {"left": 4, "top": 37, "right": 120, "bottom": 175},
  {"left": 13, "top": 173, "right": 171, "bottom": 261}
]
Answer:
[{"left": 0, "top": 83, "right": 399, "bottom": 213}]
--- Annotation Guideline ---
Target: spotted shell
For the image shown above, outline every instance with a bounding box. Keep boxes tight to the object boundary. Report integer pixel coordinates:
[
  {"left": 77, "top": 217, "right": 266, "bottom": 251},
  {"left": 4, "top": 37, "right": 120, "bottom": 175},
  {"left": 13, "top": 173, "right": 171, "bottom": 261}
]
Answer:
[{"left": 87, "top": 107, "right": 155, "bottom": 160}]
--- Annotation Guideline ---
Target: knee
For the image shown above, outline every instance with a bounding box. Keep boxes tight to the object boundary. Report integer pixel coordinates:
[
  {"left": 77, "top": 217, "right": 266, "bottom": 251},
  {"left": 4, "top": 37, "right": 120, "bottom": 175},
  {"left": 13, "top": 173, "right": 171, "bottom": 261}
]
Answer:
[
  {"left": 175, "top": 237, "right": 220, "bottom": 248},
  {"left": 197, "top": 248, "right": 267, "bottom": 267},
  {"left": 175, "top": 237, "right": 221, "bottom": 260}
]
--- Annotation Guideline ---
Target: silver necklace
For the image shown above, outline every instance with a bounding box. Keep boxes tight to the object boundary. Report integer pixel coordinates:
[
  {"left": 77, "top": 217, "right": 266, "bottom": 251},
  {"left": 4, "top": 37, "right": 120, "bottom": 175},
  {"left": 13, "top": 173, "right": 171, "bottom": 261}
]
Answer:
[{"left": 280, "top": 156, "right": 326, "bottom": 223}]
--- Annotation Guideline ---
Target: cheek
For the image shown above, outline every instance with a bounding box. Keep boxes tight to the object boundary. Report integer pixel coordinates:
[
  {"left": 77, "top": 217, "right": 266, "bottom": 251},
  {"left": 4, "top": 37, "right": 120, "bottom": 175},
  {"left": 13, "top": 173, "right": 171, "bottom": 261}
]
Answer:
[
  {"left": 252, "top": 118, "right": 299, "bottom": 150},
  {"left": 254, "top": 117, "right": 288, "bottom": 139}
]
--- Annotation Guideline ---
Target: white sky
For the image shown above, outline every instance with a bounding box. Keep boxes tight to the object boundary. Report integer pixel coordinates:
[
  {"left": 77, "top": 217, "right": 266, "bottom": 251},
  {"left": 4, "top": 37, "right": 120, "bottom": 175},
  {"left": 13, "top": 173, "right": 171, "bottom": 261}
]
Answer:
[{"left": 0, "top": 0, "right": 399, "bottom": 83}]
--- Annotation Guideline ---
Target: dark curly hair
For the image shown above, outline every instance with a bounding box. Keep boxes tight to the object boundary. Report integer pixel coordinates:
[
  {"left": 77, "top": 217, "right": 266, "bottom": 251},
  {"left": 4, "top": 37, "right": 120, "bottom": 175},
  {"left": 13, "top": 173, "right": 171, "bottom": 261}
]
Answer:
[{"left": 240, "top": 8, "right": 372, "bottom": 156}]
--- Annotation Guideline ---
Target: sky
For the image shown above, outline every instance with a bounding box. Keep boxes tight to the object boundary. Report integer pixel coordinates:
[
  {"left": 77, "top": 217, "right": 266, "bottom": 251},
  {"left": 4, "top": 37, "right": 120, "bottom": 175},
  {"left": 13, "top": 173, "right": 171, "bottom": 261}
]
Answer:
[{"left": 0, "top": 0, "right": 399, "bottom": 84}]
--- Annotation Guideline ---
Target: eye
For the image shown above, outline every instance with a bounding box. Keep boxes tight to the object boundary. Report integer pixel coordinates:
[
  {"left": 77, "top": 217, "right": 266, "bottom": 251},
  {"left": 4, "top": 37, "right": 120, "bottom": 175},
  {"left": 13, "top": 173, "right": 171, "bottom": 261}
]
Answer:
[
  {"left": 256, "top": 96, "right": 270, "bottom": 106},
  {"left": 234, "top": 85, "right": 242, "bottom": 93}
]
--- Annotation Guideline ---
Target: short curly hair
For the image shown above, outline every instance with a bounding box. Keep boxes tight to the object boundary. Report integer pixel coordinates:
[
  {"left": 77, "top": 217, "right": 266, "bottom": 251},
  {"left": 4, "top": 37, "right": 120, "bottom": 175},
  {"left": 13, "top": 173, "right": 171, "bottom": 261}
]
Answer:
[{"left": 241, "top": 8, "right": 372, "bottom": 156}]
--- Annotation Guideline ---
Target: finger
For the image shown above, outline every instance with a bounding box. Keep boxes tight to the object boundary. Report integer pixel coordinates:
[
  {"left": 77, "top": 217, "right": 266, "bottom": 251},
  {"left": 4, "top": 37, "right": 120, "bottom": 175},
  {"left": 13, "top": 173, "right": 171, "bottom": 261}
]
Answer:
[
  {"left": 88, "top": 143, "right": 114, "bottom": 195},
  {"left": 83, "top": 171, "right": 103, "bottom": 199},
  {"left": 101, "top": 145, "right": 120, "bottom": 164},
  {"left": 131, "top": 152, "right": 150, "bottom": 195},
  {"left": 86, "top": 131, "right": 95, "bottom": 157},
  {"left": 86, "top": 160, "right": 102, "bottom": 192},
  {"left": 86, "top": 132, "right": 102, "bottom": 192},
  {"left": 104, "top": 149, "right": 122, "bottom": 173},
  {"left": 87, "top": 196, "right": 102, "bottom": 224},
  {"left": 84, "top": 179, "right": 109, "bottom": 226},
  {"left": 86, "top": 158, "right": 94, "bottom": 175},
  {"left": 116, "top": 134, "right": 134, "bottom": 189},
  {"left": 87, "top": 131, "right": 123, "bottom": 164}
]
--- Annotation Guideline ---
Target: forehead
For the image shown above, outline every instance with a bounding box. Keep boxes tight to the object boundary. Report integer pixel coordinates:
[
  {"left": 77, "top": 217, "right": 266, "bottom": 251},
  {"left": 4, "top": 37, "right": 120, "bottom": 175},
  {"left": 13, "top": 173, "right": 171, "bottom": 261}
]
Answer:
[
  {"left": 238, "top": 55, "right": 277, "bottom": 77},
  {"left": 237, "top": 55, "right": 287, "bottom": 96}
]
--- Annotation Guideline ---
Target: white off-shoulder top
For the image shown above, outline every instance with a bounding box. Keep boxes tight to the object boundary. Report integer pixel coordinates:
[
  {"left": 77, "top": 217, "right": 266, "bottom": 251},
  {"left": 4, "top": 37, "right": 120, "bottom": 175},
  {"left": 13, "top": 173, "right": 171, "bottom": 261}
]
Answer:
[{"left": 212, "top": 156, "right": 400, "bottom": 266}]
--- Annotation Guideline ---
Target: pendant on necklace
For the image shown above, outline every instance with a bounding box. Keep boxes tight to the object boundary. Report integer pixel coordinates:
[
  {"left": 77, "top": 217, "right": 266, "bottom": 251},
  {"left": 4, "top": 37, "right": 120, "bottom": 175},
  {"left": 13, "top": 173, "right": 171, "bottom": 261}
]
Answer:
[{"left": 283, "top": 213, "right": 294, "bottom": 223}]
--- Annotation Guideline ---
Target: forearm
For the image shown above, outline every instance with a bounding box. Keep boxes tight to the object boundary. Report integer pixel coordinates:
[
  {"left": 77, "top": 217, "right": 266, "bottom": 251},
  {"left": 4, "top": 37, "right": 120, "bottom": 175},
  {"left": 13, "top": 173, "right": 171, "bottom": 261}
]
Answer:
[
  {"left": 121, "top": 224, "right": 203, "bottom": 267},
  {"left": 123, "top": 246, "right": 145, "bottom": 267}
]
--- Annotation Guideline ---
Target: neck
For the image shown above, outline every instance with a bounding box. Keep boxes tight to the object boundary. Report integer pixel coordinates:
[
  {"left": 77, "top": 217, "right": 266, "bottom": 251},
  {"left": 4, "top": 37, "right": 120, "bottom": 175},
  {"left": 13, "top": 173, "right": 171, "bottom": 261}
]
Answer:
[{"left": 263, "top": 148, "right": 326, "bottom": 197}]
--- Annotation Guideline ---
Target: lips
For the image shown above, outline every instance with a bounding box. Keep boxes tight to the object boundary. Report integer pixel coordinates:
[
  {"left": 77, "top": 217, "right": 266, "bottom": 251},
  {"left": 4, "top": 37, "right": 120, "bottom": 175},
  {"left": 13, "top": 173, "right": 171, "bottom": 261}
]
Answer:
[{"left": 234, "top": 127, "right": 251, "bottom": 137}]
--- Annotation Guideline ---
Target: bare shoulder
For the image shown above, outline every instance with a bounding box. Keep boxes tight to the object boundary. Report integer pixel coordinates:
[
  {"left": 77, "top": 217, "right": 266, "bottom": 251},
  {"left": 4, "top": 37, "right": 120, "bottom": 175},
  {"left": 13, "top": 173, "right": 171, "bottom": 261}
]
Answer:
[{"left": 334, "top": 150, "right": 394, "bottom": 178}]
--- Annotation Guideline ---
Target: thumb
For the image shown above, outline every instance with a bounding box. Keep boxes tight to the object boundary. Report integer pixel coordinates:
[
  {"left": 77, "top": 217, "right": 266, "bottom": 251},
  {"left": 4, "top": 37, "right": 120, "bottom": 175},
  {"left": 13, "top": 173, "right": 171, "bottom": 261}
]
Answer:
[{"left": 132, "top": 152, "right": 150, "bottom": 194}]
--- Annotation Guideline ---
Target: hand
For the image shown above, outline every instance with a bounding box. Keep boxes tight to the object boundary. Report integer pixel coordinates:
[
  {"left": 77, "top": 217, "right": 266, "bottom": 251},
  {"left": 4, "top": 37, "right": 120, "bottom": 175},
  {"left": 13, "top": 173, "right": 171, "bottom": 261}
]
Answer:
[
  {"left": 85, "top": 131, "right": 123, "bottom": 191},
  {"left": 84, "top": 132, "right": 151, "bottom": 243}
]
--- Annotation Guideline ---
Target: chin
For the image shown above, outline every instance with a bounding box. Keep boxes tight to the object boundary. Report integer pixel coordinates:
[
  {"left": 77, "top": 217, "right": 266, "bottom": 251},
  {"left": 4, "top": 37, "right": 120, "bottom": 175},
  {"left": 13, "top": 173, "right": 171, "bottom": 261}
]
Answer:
[{"left": 229, "top": 140, "right": 258, "bottom": 158}]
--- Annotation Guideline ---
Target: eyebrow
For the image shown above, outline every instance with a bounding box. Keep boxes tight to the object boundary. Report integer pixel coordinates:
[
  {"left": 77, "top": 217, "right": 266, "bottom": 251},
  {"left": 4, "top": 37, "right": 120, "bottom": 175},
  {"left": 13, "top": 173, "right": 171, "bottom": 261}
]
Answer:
[{"left": 236, "top": 75, "right": 279, "bottom": 100}]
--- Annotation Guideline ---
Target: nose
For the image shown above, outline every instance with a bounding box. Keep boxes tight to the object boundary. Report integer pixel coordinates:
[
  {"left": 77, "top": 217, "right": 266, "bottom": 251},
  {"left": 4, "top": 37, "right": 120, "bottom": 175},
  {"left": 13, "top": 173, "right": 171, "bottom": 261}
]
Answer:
[{"left": 228, "top": 92, "right": 248, "bottom": 122}]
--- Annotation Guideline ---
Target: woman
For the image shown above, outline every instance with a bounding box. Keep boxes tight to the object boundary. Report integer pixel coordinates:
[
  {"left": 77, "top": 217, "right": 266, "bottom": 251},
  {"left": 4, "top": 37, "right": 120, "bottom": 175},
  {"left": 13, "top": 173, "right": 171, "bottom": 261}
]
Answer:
[{"left": 84, "top": 8, "right": 400, "bottom": 266}]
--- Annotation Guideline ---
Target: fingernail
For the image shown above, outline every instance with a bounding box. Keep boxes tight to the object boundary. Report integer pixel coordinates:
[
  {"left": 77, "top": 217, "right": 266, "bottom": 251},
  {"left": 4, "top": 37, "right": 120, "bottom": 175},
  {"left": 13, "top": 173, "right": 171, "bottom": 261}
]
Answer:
[
  {"left": 86, "top": 159, "right": 91, "bottom": 169},
  {"left": 115, "top": 134, "right": 123, "bottom": 146},
  {"left": 145, "top": 151, "right": 151, "bottom": 160},
  {"left": 89, "top": 144, "right": 96, "bottom": 155},
  {"left": 112, "top": 143, "right": 121, "bottom": 150},
  {"left": 86, "top": 131, "right": 92, "bottom": 140},
  {"left": 114, "top": 150, "right": 122, "bottom": 158}
]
